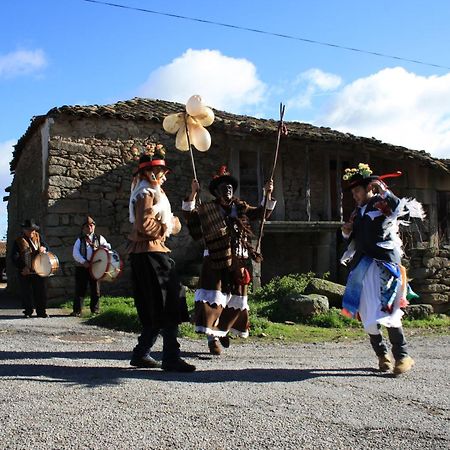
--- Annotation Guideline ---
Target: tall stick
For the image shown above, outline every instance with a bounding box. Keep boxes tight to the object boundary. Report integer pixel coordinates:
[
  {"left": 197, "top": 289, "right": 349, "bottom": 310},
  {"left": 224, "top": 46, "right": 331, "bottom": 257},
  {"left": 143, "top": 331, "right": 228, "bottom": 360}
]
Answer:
[
  {"left": 255, "top": 103, "right": 286, "bottom": 254},
  {"left": 184, "top": 114, "right": 198, "bottom": 181},
  {"left": 184, "top": 114, "right": 202, "bottom": 204}
]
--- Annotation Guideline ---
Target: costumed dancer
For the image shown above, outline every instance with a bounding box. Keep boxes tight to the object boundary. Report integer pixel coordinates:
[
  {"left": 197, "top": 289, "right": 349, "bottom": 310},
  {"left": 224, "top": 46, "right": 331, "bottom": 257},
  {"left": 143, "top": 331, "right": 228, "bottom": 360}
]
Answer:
[
  {"left": 183, "top": 166, "right": 275, "bottom": 355},
  {"left": 71, "top": 216, "right": 111, "bottom": 316},
  {"left": 11, "top": 219, "right": 49, "bottom": 318},
  {"left": 128, "top": 144, "right": 195, "bottom": 372},
  {"left": 341, "top": 163, "right": 425, "bottom": 375}
]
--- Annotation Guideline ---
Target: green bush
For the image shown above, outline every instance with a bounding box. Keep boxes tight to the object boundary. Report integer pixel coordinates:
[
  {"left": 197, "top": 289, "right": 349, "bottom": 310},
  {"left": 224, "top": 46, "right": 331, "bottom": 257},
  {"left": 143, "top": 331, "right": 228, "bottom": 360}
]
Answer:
[
  {"left": 250, "top": 272, "right": 315, "bottom": 322},
  {"left": 307, "top": 308, "right": 360, "bottom": 328}
]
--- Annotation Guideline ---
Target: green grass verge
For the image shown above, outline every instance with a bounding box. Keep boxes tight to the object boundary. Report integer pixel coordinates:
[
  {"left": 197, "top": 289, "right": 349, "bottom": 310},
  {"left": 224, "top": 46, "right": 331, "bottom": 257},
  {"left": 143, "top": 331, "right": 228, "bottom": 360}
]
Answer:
[{"left": 60, "top": 292, "right": 449, "bottom": 343}]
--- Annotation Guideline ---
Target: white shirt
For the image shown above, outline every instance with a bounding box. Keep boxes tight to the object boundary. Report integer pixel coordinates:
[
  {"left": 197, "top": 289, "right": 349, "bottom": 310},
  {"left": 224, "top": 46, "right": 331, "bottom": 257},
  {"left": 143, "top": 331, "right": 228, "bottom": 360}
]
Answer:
[{"left": 72, "top": 233, "right": 111, "bottom": 264}]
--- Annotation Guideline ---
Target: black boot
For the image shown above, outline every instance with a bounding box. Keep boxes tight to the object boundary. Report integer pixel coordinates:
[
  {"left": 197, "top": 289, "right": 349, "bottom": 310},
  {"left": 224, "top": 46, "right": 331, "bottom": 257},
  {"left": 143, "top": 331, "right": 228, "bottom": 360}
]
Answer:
[{"left": 161, "top": 326, "right": 196, "bottom": 372}]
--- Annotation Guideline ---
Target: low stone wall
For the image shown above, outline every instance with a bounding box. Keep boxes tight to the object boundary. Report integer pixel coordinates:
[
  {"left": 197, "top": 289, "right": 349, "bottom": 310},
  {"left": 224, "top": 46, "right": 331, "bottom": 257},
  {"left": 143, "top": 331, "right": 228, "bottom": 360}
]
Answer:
[{"left": 408, "top": 247, "right": 450, "bottom": 314}]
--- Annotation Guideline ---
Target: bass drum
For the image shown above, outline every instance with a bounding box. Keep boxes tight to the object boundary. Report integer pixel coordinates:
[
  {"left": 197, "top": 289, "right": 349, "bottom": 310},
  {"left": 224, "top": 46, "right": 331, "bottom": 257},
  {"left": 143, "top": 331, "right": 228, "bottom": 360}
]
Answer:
[
  {"left": 89, "top": 248, "right": 123, "bottom": 282},
  {"left": 33, "top": 252, "right": 60, "bottom": 277}
]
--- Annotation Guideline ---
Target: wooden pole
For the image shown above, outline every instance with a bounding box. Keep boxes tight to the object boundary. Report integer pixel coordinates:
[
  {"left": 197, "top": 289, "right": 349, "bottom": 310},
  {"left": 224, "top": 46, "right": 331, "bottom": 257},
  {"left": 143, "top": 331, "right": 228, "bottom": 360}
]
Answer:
[
  {"left": 255, "top": 103, "right": 286, "bottom": 254},
  {"left": 184, "top": 114, "right": 201, "bottom": 204}
]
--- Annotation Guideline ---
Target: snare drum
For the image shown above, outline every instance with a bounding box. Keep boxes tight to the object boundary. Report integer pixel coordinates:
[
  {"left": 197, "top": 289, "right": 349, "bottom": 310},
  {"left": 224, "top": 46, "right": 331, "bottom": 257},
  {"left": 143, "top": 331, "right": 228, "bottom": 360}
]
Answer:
[
  {"left": 32, "top": 252, "right": 60, "bottom": 277},
  {"left": 89, "top": 248, "right": 123, "bottom": 282}
]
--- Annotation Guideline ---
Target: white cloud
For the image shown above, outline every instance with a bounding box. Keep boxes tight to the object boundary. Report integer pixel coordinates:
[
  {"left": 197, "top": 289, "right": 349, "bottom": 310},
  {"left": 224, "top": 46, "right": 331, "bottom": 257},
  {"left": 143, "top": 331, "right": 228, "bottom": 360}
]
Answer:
[
  {"left": 286, "top": 68, "right": 342, "bottom": 110},
  {"left": 0, "top": 49, "right": 47, "bottom": 78},
  {"left": 138, "top": 49, "right": 266, "bottom": 112},
  {"left": 0, "top": 140, "right": 14, "bottom": 238},
  {"left": 320, "top": 67, "right": 450, "bottom": 158}
]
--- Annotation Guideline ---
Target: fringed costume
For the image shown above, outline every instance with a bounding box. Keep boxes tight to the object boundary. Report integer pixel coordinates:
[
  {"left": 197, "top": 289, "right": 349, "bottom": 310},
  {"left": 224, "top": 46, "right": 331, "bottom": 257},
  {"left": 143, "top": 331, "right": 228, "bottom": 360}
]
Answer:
[{"left": 183, "top": 167, "right": 276, "bottom": 352}]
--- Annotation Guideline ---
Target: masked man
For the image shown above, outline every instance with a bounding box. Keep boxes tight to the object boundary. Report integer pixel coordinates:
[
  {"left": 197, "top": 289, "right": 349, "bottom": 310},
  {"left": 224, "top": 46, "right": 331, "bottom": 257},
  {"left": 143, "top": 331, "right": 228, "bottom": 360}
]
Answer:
[
  {"left": 128, "top": 144, "right": 195, "bottom": 372},
  {"left": 183, "top": 166, "right": 275, "bottom": 355},
  {"left": 341, "top": 163, "right": 425, "bottom": 375}
]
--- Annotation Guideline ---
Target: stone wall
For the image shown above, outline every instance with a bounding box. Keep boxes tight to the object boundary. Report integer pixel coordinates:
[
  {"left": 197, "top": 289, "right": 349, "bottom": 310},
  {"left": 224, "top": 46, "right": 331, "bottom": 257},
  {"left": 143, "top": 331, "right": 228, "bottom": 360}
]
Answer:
[
  {"left": 13, "top": 116, "right": 288, "bottom": 301},
  {"left": 6, "top": 128, "right": 47, "bottom": 294},
  {"left": 409, "top": 247, "right": 450, "bottom": 314}
]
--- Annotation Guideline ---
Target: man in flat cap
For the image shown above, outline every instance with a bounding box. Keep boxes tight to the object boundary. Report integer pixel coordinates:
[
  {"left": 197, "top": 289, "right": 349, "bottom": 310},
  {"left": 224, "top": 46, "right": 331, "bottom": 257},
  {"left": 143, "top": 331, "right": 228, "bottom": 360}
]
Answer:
[{"left": 71, "top": 216, "right": 111, "bottom": 316}]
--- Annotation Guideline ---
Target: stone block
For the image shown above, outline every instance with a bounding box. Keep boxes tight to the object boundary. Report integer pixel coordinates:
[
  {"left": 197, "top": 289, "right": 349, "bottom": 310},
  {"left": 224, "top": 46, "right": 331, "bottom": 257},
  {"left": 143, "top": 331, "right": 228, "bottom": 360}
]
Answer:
[
  {"left": 432, "top": 303, "right": 450, "bottom": 315},
  {"left": 281, "top": 294, "right": 329, "bottom": 319},
  {"left": 46, "top": 226, "right": 80, "bottom": 238},
  {"left": 416, "top": 284, "right": 449, "bottom": 293},
  {"left": 48, "top": 175, "right": 82, "bottom": 189},
  {"left": 404, "top": 304, "right": 434, "bottom": 320},
  {"left": 45, "top": 236, "right": 63, "bottom": 247},
  {"left": 49, "top": 199, "right": 88, "bottom": 214},
  {"left": 408, "top": 267, "right": 436, "bottom": 279},
  {"left": 45, "top": 214, "right": 60, "bottom": 227},
  {"left": 304, "top": 278, "right": 345, "bottom": 307},
  {"left": 418, "top": 293, "right": 449, "bottom": 304},
  {"left": 423, "top": 257, "right": 446, "bottom": 269}
]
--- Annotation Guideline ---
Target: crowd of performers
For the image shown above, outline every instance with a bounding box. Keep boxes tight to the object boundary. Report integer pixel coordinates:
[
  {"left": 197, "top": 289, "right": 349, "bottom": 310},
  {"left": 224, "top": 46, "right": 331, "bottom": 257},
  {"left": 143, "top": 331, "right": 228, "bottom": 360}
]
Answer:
[{"left": 11, "top": 146, "right": 425, "bottom": 374}]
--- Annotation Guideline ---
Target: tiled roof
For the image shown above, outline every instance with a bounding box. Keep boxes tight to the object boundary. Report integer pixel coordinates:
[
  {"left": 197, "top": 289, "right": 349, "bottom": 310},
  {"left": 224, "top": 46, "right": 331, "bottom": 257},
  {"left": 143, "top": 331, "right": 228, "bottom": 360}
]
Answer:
[{"left": 11, "top": 98, "right": 449, "bottom": 173}]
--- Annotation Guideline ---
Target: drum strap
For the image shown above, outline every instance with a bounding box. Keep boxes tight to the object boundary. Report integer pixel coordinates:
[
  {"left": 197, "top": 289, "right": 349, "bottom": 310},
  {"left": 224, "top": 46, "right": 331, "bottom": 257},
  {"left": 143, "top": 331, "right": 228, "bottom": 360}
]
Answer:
[{"left": 79, "top": 233, "right": 100, "bottom": 259}]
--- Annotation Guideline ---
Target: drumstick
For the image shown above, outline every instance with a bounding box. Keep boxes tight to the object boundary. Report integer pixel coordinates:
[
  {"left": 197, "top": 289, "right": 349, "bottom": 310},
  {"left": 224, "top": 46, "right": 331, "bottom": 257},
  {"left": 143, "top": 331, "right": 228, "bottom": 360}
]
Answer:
[{"left": 91, "top": 259, "right": 102, "bottom": 264}]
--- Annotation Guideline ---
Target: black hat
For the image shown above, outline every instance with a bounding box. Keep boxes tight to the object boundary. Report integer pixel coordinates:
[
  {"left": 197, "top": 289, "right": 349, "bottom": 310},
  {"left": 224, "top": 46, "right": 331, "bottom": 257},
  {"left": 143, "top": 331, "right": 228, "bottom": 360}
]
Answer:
[
  {"left": 21, "top": 218, "right": 40, "bottom": 230},
  {"left": 344, "top": 174, "right": 380, "bottom": 191},
  {"left": 343, "top": 163, "right": 379, "bottom": 191},
  {"left": 209, "top": 165, "right": 238, "bottom": 196},
  {"left": 133, "top": 143, "right": 171, "bottom": 176}
]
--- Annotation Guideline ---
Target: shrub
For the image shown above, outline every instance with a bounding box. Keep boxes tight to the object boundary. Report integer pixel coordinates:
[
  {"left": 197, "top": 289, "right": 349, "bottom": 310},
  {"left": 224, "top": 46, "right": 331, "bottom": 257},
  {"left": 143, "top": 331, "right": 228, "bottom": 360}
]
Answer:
[
  {"left": 307, "top": 308, "right": 360, "bottom": 328},
  {"left": 250, "top": 272, "right": 315, "bottom": 322}
]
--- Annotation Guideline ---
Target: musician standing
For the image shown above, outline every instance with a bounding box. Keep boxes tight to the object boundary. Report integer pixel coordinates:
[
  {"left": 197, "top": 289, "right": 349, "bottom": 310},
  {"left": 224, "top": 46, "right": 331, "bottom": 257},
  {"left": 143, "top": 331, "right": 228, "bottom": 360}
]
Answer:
[
  {"left": 71, "top": 216, "right": 111, "bottom": 316},
  {"left": 11, "top": 219, "right": 49, "bottom": 318}
]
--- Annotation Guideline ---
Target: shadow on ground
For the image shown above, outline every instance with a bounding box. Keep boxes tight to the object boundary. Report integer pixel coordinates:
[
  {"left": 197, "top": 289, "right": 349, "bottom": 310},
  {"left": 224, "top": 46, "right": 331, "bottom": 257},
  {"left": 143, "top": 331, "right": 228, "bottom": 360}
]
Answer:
[{"left": 0, "top": 348, "right": 379, "bottom": 386}]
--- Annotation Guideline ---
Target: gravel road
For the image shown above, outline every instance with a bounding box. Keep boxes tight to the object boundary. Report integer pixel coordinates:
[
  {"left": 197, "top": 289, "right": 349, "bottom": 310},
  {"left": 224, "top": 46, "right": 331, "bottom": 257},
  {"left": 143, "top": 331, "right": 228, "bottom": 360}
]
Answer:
[{"left": 0, "top": 299, "right": 448, "bottom": 450}]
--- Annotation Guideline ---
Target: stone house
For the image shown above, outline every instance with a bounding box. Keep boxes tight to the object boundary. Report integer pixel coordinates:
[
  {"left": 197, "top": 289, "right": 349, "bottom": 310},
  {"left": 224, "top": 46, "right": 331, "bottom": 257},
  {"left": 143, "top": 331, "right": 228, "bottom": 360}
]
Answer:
[{"left": 6, "top": 98, "right": 450, "bottom": 312}]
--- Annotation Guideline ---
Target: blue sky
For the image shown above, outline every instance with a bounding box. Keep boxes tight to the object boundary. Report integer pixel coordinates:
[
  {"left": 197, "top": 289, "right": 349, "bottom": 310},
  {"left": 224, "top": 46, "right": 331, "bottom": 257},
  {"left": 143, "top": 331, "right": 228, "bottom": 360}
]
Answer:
[{"left": 1, "top": 0, "right": 450, "bottom": 236}]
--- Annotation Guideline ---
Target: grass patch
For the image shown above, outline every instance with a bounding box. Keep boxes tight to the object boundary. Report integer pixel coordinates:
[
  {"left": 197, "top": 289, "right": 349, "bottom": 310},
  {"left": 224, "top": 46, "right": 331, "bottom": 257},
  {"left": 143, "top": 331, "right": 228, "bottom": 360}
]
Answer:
[{"left": 59, "top": 272, "right": 449, "bottom": 342}]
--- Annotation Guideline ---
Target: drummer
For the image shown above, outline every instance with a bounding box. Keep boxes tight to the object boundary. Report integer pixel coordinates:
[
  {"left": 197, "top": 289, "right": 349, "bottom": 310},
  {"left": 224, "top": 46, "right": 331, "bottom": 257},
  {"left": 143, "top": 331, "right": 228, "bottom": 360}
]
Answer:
[
  {"left": 11, "top": 219, "right": 50, "bottom": 318},
  {"left": 71, "top": 216, "right": 111, "bottom": 316}
]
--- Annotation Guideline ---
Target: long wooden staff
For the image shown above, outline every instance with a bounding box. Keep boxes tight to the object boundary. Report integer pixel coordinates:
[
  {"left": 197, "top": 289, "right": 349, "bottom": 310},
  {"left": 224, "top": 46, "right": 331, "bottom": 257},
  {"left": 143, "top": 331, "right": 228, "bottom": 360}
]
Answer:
[
  {"left": 255, "top": 102, "right": 286, "bottom": 254},
  {"left": 183, "top": 114, "right": 198, "bottom": 181},
  {"left": 183, "top": 114, "right": 202, "bottom": 204}
]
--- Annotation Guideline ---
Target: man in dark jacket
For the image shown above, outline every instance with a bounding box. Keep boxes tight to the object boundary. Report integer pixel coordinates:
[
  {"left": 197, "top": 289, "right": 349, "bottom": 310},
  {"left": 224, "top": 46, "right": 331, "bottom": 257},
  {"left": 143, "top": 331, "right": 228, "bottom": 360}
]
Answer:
[
  {"left": 11, "top": 219, "right": 49, "bottom": 318},
  {"left": 341, "top": 164, "right": 424, "bottom": 375}
]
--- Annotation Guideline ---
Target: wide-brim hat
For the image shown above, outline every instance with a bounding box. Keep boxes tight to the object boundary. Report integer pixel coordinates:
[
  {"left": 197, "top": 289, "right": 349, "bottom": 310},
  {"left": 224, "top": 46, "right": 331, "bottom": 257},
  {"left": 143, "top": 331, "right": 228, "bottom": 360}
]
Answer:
[
  {"left": 133, "top": 154, "right": 171, "bottom": 176},
  {"left": 209, "top": 174, "right": 238, "bottom": 196},
  {"left": 21, "top": 219, "right": 40, "bottom": 230},
  {"left": 344, "top": 174, "right": 379, "bottom": 191}
]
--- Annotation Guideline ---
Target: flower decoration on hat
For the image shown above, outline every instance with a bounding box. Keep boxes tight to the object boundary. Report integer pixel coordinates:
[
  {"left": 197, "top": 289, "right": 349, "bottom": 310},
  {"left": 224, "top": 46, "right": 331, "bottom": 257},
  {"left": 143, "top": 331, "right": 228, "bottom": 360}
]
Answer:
[
  {"left": 342, "top": 163, "right": 373, "bottom": 181},
  {"left": 163, "top": 95, "right": 215, "bottom": 152}
]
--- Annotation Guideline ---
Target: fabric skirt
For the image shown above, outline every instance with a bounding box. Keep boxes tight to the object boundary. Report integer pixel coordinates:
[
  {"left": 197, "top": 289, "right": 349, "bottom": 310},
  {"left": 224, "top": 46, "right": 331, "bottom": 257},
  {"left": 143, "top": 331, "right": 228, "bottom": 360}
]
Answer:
[
  {"left": 359, "top": 260, "right": 405, "bottom": 334},
  {"left": 194, "top": 256, "right": 250, "bottom": 338},
  {"left": 130, "top": 252, "right": 189, "bottom": 330}
]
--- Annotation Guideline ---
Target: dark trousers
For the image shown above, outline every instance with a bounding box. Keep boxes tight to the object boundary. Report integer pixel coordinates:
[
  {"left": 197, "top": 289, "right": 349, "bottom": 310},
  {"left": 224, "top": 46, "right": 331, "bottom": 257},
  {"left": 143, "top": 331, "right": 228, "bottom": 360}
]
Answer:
[
  {"left": 131, "top": 252, "right": 185, "bottom": 363},
  {"left": 74, "top": 266, "right": 100, "bottom": 313},
  {"left": 369, "top": 326, "right": 408, "bottom": 360},
  {"left": 20, "top": 274, "right": 47, "bottom": 315},
  {"left": 132, "top": 325, "right": 180, "bottom": 363}
]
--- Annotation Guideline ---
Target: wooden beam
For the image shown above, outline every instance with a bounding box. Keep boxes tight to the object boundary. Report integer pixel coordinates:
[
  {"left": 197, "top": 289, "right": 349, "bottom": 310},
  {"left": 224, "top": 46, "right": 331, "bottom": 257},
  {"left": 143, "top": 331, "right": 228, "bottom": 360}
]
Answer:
[{"left": 305, "top": 145, "right": 311, "bottom": 221}]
